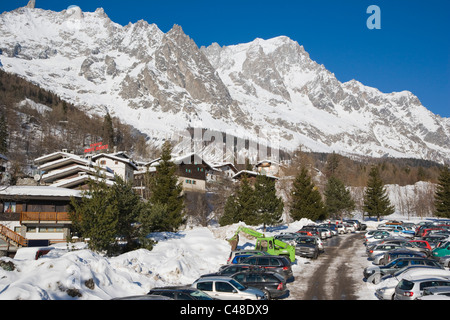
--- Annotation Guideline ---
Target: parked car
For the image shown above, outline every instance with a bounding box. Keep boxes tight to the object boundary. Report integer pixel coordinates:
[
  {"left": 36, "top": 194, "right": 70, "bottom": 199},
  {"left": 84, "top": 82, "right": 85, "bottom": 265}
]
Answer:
[
  {"left": 437, "top": 255, "right": 450, "bottom": 268},
  {"left": 240, "top": 255, "right": 293, "bottom": 281},
  {"left": 344, "top": 219, "right": 362, "bottom": 231},
  {"left": 364, "top": 257, "right": 442, "bottom": 284},
  {"left": 364, "top": 232, "right": 392, "bottom": 244},
  {"left": 381, "top": 249, "right": 427, "bottom": 266},
  {"left": 420, "top": 227, "right": 446, "bottom": 238},
  {"left": 317, "top": 227, "right": 332, "bottom": 238},
  {"left": 205, "top": 264, "right": 263, "bottom": 277},
  {"left": 423, "top": 235, "right": 449, "bottom": 248},
  {"left": 367, "top": 243, "right": 403, "bottom": 260},
  {"left": 431, "top": 241, "right": 450, "bottom": 259},
  {"left": 394, "top": 276, "right": 450, "bottom": 300},
  {"left": 148, "top": 286, "right": 216, "bottom": 300},
  {"left": 335, "top": 224, "right": 347, "bottom": 234},
  {"left": 366, "top": 237, "right": 408, "bottom": 253},
  {"left": 343, "top": 222, "right": 356, "bottom": 233},
  {"left": 375, "top": 266, "right": 450, "bottom": 300},
  {"left": 274, "top": 233, "right": 301, "bottom": 246},
  {"left": 296, "top": 230, "right": 314, "bottom": 237},
  {"left": 191, "top": 276, "right": 266, "bottom": 300},
  {"left": 299, "top": 226, "right": 321, "bottom": 238},
  {"left": 419, "top": 286, "right": 450, "bottom": 299},
  {"left": 295, "top": 236, "right": 321, "bottom": 259},
  {"left": 231, "top": 270, "right": 287, "bottom": 299}
]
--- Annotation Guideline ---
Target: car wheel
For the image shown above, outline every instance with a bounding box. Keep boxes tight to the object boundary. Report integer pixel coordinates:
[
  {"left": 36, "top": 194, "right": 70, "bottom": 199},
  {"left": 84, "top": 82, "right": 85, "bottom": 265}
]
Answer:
[{"left": 262, "top": 290, "right": 270, "bottom": 300}]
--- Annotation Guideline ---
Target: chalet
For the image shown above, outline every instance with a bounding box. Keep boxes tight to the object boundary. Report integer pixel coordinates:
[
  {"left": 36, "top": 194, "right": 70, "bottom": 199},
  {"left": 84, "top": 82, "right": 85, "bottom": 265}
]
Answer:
[
  {"left": 173, "top": 153, "right": 219, "bottom": 193},
  {"left": 35, "top": 150, "right": 115, "bottom": 190},
  {"left": 137, "top": 153, "right": 220, "bottom": 194},
  {"left": 91, "top": 151, "right": 138, "bottom": 183},
  {"left": 255, "top": 160, "right": 279, "bottom": 176},
  {"left": 0, "top": 186, "right": 82, "bottom": 252},
  {"left": 232, "top": 170, "right": 279, "bottom": 184},
  {"left": 212, "top": 162, "right": 238, "bottom": 179}
]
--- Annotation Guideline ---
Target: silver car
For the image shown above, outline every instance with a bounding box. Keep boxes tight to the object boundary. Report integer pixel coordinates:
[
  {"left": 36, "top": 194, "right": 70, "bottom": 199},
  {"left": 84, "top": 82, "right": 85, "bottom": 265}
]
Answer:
[
  {"left": 367, "top": 243, "right": 403, "bottom": 260},
  {"left": 192, "top": 276, "right": 266, "bottom": 300},
  {"left": 394, "top": 276, "right": 450, "bottom": 300},
  {"left": 419, "top": 286, "right": 450, "bottom": 299}
]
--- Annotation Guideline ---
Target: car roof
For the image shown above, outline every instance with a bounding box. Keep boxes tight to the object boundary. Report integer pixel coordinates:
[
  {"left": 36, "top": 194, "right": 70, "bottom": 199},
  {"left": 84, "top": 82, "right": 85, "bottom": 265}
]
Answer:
[
  {"left": 149, "top": 286, "right": 198, "bottom": 292},
  {"left": 112, "top": 295, "right": 173, "bottom": 300},
  {"left": 403, "top": 275, "right": 450, "bottom": 282},
  {"left": 397, "top": 267, "right": 450, "bottom": 279},
  {"left": 195, "top": 276, "right": 234, "bottom": 281}
]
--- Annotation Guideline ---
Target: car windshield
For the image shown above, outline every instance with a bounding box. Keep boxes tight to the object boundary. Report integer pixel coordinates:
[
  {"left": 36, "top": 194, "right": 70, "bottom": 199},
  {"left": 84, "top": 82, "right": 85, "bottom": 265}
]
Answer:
[{"left": 230, "top": 279, "right": 246, "bottom": 290}]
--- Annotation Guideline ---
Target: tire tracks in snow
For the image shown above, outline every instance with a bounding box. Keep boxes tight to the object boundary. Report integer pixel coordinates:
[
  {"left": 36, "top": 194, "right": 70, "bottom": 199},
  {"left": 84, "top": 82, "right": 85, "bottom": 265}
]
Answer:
[{"left": 287, "top": 232, "right": 365, "bottom": 300}]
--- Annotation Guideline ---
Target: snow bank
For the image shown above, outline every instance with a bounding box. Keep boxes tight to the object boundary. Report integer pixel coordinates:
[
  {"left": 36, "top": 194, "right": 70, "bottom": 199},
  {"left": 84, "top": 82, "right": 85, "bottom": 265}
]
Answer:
[{"left": 0, "top": 220, "right": 316, "bottom": 300}]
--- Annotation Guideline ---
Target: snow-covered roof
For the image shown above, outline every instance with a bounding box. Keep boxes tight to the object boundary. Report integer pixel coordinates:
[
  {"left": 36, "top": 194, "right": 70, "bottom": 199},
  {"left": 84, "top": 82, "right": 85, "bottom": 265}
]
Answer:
[
  {"left": 34, "top": 151, "right": 79, "bottom": 164},
  {"left": 42, "top": 165, "right": 115, "bottom": 183},
  {"left": 92, "top": 153, "right": 138, "bottom": 170},
  {"left": 212, "top": 162, "right": 238, "bottom": 172},
  {"left": 38, "top": 155, "right": 91, "bottom": 172},
  {"left": 232, "top": 170, "right": 279, "bottom": 180},
  {"left": 255, "top": 159, "right": 279, "bottom": 166},
  {"left": 50, "top": 175, "right": 115, "bottom": 189},
  {"left": 0, "top": 186, "right": 82, "bottom": 199}
]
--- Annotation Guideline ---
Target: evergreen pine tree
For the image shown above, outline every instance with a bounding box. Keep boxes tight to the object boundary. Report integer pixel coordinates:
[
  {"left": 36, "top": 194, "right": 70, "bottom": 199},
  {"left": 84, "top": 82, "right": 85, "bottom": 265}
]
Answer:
[
  {"left": 434, "top": 166, "right": 450, "bottom": 218},
  {"left": 102, "top": 112, "right": 115, "bottom": 147},
  {"left": 254, "top": 174, "right": 283, "bottom": 230},
  {"left": 219, "top": 175, "right": 257, "bottom": 226},
  {"left": 219, "top": 194, "right": 239, "bottom": 226},
  {"left": 324, "top": 176, "right": 355, "bottom": 220},
  {"left": 363, "top": 166, "right": 395, "bottom": 221},
  {"left": 148, "top": 141, "right": 185, "bottom": 231},
  {"left": 290, "top": 166, "right": 326, "bottom": 221},
  {"left": 110, "top": 176, "right": 143, "bottom": 252},
  {"left": 69, "top": 178, "right": 120, "bottom": 256},
  {"left": 236, "top": 175, "right": 258, "bottom": 225}
]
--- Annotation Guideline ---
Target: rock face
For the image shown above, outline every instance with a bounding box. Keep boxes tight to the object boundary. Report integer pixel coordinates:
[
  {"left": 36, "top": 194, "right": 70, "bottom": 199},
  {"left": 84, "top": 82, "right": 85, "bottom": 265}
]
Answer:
[{"left": 0, "top": 6, "right": 449, "bottom": 163}]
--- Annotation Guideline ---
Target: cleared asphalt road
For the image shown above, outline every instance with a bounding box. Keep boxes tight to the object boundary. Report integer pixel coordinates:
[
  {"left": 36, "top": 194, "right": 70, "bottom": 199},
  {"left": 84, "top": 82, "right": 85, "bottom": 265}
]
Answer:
[{"left": 286, "top": 231, "right": 366, "bottom": 300}]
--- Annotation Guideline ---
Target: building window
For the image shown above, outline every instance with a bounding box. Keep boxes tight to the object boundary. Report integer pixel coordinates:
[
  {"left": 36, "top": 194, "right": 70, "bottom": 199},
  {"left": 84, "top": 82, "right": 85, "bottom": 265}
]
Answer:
[
  {"left": 39, "top": 227, "right": 64, "bottom": 233},
  {"left": 3, "top": 202, "right": 16, "bottom": 213},
  {"left": 26, "top": 226, "right": 37, "bottom": 233}
]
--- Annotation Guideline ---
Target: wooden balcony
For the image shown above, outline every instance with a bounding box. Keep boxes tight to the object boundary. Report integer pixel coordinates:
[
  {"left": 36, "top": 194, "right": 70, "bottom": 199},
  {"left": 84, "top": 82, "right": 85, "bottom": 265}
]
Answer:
[{"left": 20, "top": 212, "right": 72, "bottom": 224}]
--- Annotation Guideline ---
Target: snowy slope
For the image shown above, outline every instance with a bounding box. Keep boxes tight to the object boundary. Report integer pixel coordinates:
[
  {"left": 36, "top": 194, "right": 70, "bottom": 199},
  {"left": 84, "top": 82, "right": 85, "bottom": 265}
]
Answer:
[{"left": 0, "top": 5, "right": 449, "bottom": 163}]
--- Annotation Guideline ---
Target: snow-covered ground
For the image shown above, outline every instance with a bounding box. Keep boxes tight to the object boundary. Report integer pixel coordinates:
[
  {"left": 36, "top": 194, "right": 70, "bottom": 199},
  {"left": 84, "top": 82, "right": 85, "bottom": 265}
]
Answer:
[{"left": 0, "top": 215, "right": 431, "bottom": 300}]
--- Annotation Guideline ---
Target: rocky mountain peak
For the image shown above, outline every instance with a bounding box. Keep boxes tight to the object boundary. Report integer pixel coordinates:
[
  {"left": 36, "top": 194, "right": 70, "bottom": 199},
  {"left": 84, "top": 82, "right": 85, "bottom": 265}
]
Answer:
[{"left": 0, "top": 6, "right": 448, "bottom": 163}]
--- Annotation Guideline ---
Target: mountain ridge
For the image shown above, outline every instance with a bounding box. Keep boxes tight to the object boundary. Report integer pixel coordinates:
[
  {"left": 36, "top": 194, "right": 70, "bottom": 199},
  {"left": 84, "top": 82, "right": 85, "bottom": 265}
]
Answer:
[{"left": 0, "top": 4, "right": 448, "bottom": 164}]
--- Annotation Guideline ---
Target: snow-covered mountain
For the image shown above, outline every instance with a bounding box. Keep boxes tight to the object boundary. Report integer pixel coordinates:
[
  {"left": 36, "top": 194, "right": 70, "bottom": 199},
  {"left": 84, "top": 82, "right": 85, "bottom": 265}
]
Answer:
[{"left": 1, "top": 4, "right": 449, "bottom": 163}]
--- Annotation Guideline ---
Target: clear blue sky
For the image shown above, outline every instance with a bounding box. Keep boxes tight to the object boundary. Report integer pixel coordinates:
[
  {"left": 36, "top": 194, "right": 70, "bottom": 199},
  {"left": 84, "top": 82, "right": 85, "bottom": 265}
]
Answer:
[{"left": 2, "top": 0, "right": 449, "bottom": 117}]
